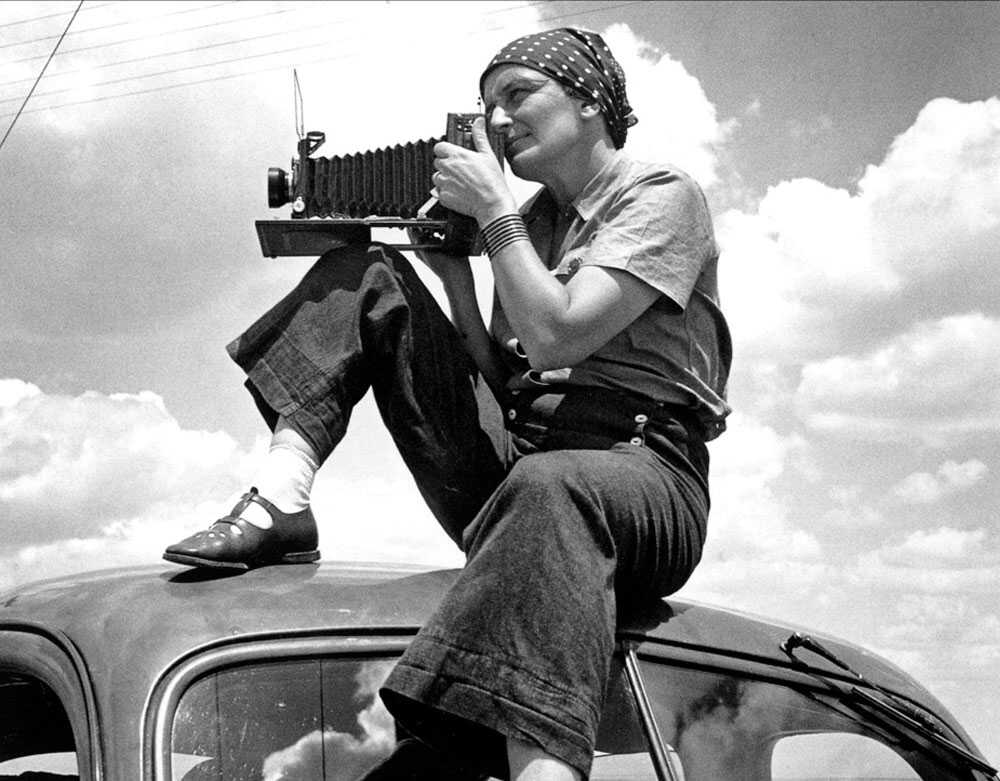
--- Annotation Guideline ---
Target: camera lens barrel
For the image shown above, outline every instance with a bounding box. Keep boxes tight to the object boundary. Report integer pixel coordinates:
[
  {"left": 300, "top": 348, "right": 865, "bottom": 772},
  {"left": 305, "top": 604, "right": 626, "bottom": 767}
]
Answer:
[{"left": 268, "top": 167, "right": 291, "bottom": 207}]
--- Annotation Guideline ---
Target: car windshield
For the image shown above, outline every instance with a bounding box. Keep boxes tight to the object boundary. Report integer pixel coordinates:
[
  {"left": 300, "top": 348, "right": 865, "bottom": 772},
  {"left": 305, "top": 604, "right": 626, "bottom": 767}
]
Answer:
[{"left": 168, "top": 653, "right": 979, "bottom": 781}]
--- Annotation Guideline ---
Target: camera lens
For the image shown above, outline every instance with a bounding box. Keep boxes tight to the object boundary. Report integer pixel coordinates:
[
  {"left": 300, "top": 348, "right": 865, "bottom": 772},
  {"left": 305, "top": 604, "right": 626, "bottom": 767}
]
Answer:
[{"left": 268, "top": 167, "right": 290, "bottom": 207}]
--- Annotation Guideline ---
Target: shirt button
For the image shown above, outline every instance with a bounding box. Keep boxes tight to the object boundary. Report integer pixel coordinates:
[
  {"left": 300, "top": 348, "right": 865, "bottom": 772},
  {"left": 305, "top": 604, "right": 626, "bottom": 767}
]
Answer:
[
  {"left": 507, "top": 409, "right": 517, "bottom": 420},
  {"left": 629, "top": 436, "right": 643, "bottom": 446},
  {"left": 634, "top": 413, "right": 648, "bottom": 423}
]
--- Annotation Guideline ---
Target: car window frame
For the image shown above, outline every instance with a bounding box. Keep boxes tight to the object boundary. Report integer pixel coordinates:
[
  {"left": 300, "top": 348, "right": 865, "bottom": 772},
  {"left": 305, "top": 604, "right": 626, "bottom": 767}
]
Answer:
[
  {"left": 145, "top": 632, "right": 415, "bottom": 780},
  {"left": 0, "top": 623, "right": 101, "bottom": 781}
]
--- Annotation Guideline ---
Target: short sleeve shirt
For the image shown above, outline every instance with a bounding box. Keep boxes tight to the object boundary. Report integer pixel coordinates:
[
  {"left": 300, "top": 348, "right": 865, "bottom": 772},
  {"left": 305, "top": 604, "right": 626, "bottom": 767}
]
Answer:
[{"left": 490, "top": 151, "right": 732, "bottom": 439}]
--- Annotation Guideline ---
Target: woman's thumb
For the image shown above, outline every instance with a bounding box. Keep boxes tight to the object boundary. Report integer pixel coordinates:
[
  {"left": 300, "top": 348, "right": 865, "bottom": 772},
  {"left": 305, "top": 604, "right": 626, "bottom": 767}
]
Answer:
[{"left": 471, "top": 116, "right": 492, "bottom": 154}]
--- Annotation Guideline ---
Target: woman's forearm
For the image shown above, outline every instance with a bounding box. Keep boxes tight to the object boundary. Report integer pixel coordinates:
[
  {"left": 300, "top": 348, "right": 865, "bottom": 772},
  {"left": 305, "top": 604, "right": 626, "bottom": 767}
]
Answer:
[
  {"left": 488, "top": 237, "right": 661, "bottom": 371},
  {"left": 439, "top": 264, "right": 511, "bottom": 396},
  {"left": 487, "top": 239, "right": 575, "bottom": 368}
]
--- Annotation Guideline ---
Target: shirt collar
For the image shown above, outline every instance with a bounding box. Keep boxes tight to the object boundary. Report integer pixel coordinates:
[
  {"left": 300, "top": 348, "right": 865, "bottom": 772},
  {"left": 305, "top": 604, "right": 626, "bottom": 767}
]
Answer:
[{"left": 522, "top": 150, "right": 632, "bottom": 224}]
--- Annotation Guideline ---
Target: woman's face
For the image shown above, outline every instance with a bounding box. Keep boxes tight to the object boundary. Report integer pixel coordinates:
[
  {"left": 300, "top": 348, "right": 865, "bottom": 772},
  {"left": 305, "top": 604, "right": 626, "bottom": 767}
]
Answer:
[{"left": 481, "top": 65, "right": 588, "bottom": 183}]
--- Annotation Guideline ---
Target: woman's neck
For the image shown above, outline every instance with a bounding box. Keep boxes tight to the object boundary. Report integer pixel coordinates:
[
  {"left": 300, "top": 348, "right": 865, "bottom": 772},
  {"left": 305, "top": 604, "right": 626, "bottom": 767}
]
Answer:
[{"left": 542, "top": 137, "right": 616, "bottom": 207}]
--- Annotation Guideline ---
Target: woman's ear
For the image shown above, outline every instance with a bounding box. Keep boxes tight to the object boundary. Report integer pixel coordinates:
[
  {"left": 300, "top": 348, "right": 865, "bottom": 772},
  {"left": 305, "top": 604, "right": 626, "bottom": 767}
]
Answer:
[{"left": 578, "top": 100, "right": 602, "bottom": 120}]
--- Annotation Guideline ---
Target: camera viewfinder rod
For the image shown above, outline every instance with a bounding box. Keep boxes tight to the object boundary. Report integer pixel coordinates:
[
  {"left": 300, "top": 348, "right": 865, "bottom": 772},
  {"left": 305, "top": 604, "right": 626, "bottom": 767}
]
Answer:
[{"left": 294, "top": 68, "right": 304, "bottom": 141}]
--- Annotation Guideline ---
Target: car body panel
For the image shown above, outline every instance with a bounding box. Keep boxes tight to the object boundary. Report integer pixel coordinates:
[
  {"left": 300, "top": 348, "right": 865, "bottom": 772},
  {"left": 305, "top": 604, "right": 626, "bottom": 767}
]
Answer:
[{"left": 0, "top": 562, "right": 992, "bottom": 779}]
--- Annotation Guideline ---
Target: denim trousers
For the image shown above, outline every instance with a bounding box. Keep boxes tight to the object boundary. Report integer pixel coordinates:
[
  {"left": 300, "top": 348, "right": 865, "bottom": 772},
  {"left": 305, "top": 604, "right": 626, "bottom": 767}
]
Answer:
[{"left": 227, "top": 244, "right": 710, "bottom": 778}]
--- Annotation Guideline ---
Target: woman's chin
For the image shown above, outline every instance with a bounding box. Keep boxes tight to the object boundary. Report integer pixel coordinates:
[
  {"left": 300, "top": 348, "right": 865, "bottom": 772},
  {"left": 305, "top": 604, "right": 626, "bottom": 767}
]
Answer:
[{"left": 507, "top": 151, "right": 543, "bottom": 183}]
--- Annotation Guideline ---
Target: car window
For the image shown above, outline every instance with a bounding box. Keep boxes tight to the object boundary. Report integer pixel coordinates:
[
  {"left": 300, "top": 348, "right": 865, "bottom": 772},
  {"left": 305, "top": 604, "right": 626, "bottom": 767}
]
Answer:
[
  {"left": 170, "top": 654, "right": 661, "bottom": 781},
  {"left": 772, "top": 733, "right": 920, "bottom": 778},
  {"left": 636, "top": 659, "right": 965, "bottom": 781},
  {"left": 172, "top": 657, "right": 397, "bottom": 780},
  {"left": 0, "top": 673, "right": 79, "bottom": 780}
]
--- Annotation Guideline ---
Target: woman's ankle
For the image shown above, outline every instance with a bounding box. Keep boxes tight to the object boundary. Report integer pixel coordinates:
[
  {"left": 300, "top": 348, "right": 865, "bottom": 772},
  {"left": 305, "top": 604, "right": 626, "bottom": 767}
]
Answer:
[
  {"left": 506, "top": 739, "right": 580, "bottom": 781},
  {"left": 239, "top": 424, "right": 320, "bottom": 528}
]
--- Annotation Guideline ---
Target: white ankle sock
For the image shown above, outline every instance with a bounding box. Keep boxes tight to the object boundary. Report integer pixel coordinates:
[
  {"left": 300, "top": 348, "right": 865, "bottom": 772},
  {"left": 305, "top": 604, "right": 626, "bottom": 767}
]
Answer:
[{"left": 238, "top": 442, "right": 319, "bottom": 529}]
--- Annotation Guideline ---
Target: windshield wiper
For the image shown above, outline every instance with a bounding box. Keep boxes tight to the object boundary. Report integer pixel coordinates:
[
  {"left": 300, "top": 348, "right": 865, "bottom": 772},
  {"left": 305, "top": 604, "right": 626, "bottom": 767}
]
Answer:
[{"left": 781, "top": 632, "right": 997, "bottom": 777}]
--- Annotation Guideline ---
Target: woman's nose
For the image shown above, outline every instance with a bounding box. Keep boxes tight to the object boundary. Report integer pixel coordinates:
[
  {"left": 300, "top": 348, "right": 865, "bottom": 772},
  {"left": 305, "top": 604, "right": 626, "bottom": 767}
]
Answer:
[{"left": 489, "top": 105, "right": 512, "bottom": 132}]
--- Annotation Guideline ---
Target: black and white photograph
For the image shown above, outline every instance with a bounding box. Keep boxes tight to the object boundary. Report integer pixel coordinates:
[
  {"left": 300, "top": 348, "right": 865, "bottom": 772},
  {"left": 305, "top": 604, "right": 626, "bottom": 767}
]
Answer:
[{"left": 2, "top": 1, "right": 998, "bottom": 778}]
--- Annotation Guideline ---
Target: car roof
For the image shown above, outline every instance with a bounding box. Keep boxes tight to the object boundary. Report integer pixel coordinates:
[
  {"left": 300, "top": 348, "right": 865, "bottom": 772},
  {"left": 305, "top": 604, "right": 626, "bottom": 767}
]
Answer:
[{"left": 0, "top": 562, "right": 971, "bottom": 746}]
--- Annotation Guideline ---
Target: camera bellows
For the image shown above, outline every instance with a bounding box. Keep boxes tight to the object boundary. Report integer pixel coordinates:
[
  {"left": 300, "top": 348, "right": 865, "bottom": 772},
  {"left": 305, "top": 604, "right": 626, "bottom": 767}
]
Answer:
[{"left": 302, "top": 139, "right": 438, "bottom": 219}]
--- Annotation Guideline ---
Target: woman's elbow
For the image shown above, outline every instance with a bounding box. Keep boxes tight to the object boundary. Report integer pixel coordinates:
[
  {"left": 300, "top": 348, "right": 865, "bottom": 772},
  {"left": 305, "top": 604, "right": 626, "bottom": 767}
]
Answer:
[{"left": 524, "top": 340, "right": 589, "bottom": 371}]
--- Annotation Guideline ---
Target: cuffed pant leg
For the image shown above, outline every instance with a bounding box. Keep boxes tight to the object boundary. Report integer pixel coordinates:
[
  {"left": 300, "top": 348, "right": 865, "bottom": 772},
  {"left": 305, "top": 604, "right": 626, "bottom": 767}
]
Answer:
[
  {"left": 381, "top": 444, "right": 709, "bottom": 778},
  {"left": 227, "top": 243, "right": 510, "bottom": 544}
]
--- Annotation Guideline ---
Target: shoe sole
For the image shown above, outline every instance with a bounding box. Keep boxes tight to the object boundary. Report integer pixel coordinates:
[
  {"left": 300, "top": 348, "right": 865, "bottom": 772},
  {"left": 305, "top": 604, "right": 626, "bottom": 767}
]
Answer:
[{"left": 163, "top": 549, "right": 321, "bottom": 570}]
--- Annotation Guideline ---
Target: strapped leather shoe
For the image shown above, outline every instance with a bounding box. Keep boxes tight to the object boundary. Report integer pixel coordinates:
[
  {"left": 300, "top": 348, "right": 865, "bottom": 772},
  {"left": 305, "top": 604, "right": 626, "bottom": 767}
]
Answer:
[{"left": 162, "top": 488, "right": 320, "bottom": 570}]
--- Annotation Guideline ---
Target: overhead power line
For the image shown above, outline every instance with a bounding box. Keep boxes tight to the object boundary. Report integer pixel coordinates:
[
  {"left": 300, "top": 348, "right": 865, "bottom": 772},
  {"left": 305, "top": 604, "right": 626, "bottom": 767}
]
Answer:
[
  {"left": 2, "top": 0, "right": 531, "bottom": 66},
  {"left": 0, "top": 36, "right": 328, "bottom": 104},
  {"left": 0, "top": 7, "right": 356, "bottom": 86},
  {"left": 0, "top": 1, "right": 642, "bottom": 120},
  {"left": 0, "top": 1, "right": 114, "bottom": 29},
  {"left": 0, "top": 0, "right": 548, "bottom": 101},
  {"left": 0, "top": 0, "right": 83, "bottom": 151},
  {"left": 4, "top": 5, "right": 297, "bottom": 68},
  {"left": 0, "top": 1, "right": 237, "bottom": 51}
]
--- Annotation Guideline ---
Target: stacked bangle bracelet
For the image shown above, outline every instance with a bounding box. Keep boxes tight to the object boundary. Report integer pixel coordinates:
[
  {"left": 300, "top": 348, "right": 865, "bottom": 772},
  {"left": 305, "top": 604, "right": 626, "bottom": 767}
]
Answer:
[{"left": 481, "top": 213, "right": 529, "bottom": 258}]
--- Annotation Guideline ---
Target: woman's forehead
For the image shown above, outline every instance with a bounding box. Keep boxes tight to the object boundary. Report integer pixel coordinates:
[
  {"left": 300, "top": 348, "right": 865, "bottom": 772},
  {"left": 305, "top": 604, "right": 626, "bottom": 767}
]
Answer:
[{"left": 482, "top": 64, "right": 551, "bottom": 100}]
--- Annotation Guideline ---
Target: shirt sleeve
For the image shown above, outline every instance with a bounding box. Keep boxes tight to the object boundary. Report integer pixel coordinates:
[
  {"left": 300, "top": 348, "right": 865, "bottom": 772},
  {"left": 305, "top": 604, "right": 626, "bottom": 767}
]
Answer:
[{"left": 556, "top": 168, "right": 717, "bottom": 310}]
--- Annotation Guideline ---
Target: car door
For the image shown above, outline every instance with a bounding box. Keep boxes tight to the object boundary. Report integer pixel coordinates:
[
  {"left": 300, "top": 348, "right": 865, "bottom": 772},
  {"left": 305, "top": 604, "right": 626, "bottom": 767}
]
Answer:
[{"left": 0, "top": 626, "right": 98, "bottom": 781}]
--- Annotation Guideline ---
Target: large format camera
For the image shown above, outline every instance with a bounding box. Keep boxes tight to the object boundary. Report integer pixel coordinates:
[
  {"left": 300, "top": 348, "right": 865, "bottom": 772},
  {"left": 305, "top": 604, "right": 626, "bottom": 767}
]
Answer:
[{"left": 256, "top": 114, "right": 504, "bottom": 257}]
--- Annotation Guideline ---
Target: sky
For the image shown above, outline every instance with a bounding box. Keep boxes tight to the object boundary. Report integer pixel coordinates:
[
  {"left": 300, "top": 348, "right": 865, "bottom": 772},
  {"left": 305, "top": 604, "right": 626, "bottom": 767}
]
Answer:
[{"left": 1, "top": 0, "right": 999, "bottom": 766}]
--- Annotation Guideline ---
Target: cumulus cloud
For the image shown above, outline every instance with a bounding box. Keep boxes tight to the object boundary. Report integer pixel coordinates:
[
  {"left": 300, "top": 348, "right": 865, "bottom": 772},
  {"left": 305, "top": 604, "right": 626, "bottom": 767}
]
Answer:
[
  {"left": 0, "top": 378, "right": 260, "bottom": 542},
  {"left": 866, "top": 98, "right": 1000, "bottom": 276},
  {"left": 794, "top": 313, "right": 1000, "bottom": 439},
  {"left": 0, "top": 379, "right": 462, "bottom": 592},
  {"left": 262, "top": 659, "right": 395, "bottom": 781},
  {"left": 682, "top": 414, "right": 828, "bottom": 615},
  {"left": 849, "top": 527, "right": 998, "bottom": 605},
  {"left": 892, "top": 459, "right": 989, "bottom": 504},
  {"left": 701, "top": 414, "right": 820, "bottom": 562},
  {"left": 874, "top": 526, "right": 990, "bottom": 567},
  {"left": 882, "top": 594, "right": 1000, "bottom": 684},
  {"left": 845, "top": 529, "right": 1000, "bottom": 678},
  {"left": 0, "top": 378, "right": 264, "bottom": 589},
  {"left": 602, "top": 24, "right": 732, "bottom": 187},
  {"left": 718, "top": 97, "right": 1000, "bottom": 364}
]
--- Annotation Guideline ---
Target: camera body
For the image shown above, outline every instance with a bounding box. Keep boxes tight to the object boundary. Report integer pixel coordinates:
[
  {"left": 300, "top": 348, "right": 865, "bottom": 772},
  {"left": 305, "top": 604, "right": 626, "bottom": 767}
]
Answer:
[{"left": 257, "top": 114, "right": 504, "bottom": 257}]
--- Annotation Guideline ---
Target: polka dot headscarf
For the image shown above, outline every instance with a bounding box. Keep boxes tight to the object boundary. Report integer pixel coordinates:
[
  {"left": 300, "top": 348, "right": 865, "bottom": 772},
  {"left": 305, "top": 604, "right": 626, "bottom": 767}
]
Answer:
[{"left": 479, "top": 27, "right": 638, "bottom": 148}]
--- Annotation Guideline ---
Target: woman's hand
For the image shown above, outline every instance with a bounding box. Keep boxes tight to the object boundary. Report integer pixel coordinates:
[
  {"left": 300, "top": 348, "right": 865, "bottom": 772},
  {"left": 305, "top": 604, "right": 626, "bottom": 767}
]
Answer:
[
  {"left": 405, "top": 227, "right": 471, "bottom": 283},
  {"left": 432, "top": 117, "right": 518, "bottom": 226}
]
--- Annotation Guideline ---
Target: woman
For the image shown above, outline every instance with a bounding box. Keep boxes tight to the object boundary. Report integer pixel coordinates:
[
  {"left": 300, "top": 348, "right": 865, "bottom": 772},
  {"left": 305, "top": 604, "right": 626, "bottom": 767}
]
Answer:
[{"left": 165, "top": 28, "right": 730, "bottom": 780}]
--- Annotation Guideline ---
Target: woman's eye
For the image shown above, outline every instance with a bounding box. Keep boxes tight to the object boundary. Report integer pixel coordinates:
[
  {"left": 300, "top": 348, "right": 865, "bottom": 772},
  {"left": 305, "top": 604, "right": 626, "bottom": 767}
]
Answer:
[{"left": 504, "top": 89, "right": 529, "bottom": 107}]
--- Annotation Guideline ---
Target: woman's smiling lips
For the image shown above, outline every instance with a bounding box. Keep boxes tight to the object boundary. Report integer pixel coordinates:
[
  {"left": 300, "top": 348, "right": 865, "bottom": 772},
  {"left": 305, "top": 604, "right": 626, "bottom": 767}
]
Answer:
[{"left": 505, "top": 133, "right": 531, "bottom": 156}]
